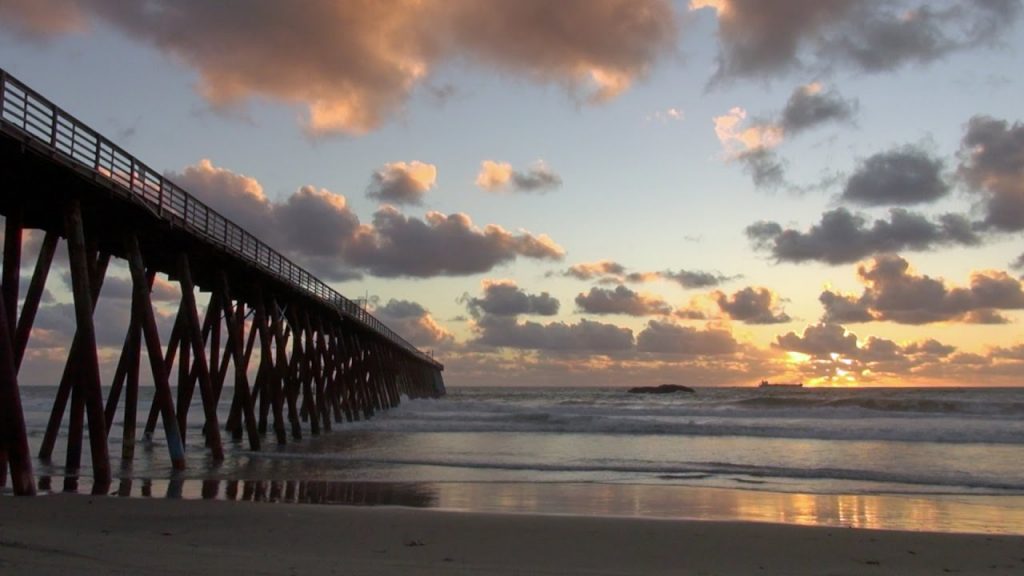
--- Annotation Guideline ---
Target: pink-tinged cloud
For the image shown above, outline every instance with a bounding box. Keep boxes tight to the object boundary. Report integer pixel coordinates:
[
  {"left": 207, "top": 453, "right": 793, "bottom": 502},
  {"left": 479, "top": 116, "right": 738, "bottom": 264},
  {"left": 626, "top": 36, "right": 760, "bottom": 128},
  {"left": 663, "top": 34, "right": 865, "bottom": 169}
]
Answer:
[
  {"left": 476, "top": 160, "right": 562, "bottom": 193},
  {"left": 21, "top": 0, "right": 677, "bottom": 134},
  {"left": 0, "top": 0, "right": 85, "bottom": 38},
  {"left": 447, "top": 0, "right": 677, "bottom": 104},
  {"left": 372, "top": 298, "right": 454, "bottom": 348},
  {"left": 820, "top": 255, "right": 1024, "bottom": 325},
  {"left": 714, "top": 84, "right": 856, "bottom": 189},
  {"left": 366, "top": 161, "right": 437, "bottom": 206},
  {"left": 172, "top": 159, "right": 272, "bottom": 234},
  {"left": 169, "top": 159, "right": 563, "bottom": 279},
  {"left": 561, "top": 260, "right": 628, "bottom": 281},
  {"left": 713, "top": 107, "right": 784, "bottom": 156}
]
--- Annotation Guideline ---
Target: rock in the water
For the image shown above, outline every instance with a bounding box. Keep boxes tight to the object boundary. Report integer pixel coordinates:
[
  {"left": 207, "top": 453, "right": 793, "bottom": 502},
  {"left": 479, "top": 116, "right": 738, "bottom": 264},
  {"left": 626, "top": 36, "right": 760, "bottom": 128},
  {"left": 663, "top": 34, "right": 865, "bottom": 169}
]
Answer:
[{"left": 627, "top": 384, "right": 695, "bottom": 394}]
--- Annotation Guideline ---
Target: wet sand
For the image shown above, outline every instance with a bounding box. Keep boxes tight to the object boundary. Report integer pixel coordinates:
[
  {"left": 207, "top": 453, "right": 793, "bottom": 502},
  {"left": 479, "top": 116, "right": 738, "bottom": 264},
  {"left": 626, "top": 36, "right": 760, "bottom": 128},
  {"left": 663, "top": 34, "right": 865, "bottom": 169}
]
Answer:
[{"left": 1, "top": 493, "right": 1022, "bottom": 575}]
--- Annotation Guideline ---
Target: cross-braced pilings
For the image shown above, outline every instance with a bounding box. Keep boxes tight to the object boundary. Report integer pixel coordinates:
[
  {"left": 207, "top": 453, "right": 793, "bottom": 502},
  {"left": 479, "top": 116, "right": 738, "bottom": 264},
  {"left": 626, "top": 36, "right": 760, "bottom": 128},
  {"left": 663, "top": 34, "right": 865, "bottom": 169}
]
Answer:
[{"left": 0, "top": 69, "right": 445, "bottom": 495}]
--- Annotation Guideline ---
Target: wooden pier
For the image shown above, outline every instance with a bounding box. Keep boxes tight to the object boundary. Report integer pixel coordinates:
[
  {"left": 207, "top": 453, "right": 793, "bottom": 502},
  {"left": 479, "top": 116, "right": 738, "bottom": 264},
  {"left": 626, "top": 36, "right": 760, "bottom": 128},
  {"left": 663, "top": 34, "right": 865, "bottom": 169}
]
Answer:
[{"left": 0, "top": 69, "right": 445, "bottom": 495}]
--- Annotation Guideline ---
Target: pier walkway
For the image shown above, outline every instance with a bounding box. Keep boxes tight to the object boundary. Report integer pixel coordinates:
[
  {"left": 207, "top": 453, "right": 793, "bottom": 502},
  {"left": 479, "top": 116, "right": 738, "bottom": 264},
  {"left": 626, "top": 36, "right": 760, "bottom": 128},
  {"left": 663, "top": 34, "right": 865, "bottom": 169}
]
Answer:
[{"left": 0, "top": 68, "right": 445, "bottom": 495}]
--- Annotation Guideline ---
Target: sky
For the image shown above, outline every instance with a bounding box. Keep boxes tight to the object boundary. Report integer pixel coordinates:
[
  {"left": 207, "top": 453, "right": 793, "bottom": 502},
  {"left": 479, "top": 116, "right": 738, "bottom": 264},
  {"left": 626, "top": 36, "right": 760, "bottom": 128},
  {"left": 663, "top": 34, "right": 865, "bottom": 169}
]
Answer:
[{"left": 2, "top": 0, "right": 1024, "bottom": 387}]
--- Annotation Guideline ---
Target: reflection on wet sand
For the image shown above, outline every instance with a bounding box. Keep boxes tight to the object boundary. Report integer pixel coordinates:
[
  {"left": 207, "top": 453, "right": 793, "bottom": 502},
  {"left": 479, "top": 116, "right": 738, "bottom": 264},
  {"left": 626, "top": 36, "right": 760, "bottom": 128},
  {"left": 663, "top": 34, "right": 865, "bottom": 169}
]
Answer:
[
  {"left": 431, "top": 483, "right": 1024, "bottom": 535},
  {"left": 37, "top": 476, "right": 1024, "bottom": 535}
]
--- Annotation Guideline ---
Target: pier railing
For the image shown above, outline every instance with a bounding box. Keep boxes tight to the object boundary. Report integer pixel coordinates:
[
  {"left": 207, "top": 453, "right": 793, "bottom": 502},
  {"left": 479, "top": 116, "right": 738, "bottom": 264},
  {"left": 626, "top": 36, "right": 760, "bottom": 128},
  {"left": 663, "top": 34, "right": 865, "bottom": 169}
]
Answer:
[{"left": 0, "top": 68, "right": 440, "bottom": 369}]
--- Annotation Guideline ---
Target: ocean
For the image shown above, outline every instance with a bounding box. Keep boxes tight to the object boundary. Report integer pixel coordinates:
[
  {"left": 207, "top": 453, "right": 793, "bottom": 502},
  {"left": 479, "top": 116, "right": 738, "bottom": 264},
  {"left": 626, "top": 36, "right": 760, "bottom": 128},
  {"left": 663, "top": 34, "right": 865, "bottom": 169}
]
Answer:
[{"left": 16, "top": 385, "right": 1024, "bottom": 534}]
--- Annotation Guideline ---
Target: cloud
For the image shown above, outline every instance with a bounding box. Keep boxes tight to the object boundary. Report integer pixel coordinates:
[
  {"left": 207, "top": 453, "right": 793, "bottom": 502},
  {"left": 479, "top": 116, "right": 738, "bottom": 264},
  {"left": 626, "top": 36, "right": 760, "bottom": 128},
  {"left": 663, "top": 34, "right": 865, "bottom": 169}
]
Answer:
[
  {"left": 366, "top": 161, "right": 437, "bottom": 205},
  {"left": 768, "top": 321, "right": 1004, "bottom": 384},
  {"left": 557, "top": 261, "right": 732, "bottom": 288},
  {"left": 991, "top": 343, "right": 1024, "bottom": 361},
  {"left": 448, "top": 0, "right": 679, "bottom": 104},
  {"left": 779, "top": 82, "right": 857, "bottom": 133},
  {"left": 714, "top": 84, "right": 856, "bottom": 189},
  {"left": 371, "top": 298, "right": 454, "bottom": 347},
  {"left": 62, "top": 272, "right": 179, "bottom": 304},
  {"left": 17, "top": 0, "right": 676, "bottom": 134},
  {"left": 475, "top": 160, "right": 562, "bottom": 193},
  {"left": 692, "top": 0, "right": 1021, "bottom": 81},
  {"left": 34, "top": 297, "right": 175, "bottom": 348},
  {"left": 746, "top": 207, "right": 982, "bottom": 264},
  {"left": 345, "top": 207, "right": 564, "bottom": 277},
  {"left": 171, "top": 159, "right": 273, "bottom": 235},
  {"left": 647, "top": 107, "right": 685, "bottom": 123},
  {"left": 842, "top": 146, "right": 950, "bottom": 206},
  {"left": 819, "top": 1, "right": 1021, "bottom": 72},
  {"left": 662, "top": 269, "right": 734, "bottom": 289},
  {"left": 818, "top": 290, "right": 874, "bottom": 323},
  {"left": 170, "top": 159, "right": 563, "bottom": 279},
  {"left": 574, "top": 285, "right": 672, "bottom": 316},
  {"left": 172, "top": 160, "right": 363, "bottom": 280},
  {"left": 736, "top": 148, "right": 788, "bottom": 189},
  {"left": 635, "top": 320, "right": 738, "bottom": 355},
  {"left": 775, "top": 322, "right": 859, "bottom": 358},
  {"left": 713, "top": 107, "right": 784, "bottom": 156},
  {"left": 958, "top": 116, "right": 1024, "bottom": 232},
  {"left": 674, "top": 308, "right": 708, "bottom": 320},
  {"left": 713, "top": 286, "right": 791, "bottom": 324},
  {"left": 274, "top": 186, "right": 362, "bottom": 259},
  {"left": 819, "top": 254, "right": 1024, "bottom": 324},
  {"left": 462, "top": 280, "right": 560, "bottom": 317},
  {"left": 0, "top": 0, "right": 87, "bottom": 38},
  {"left": 559, "top": 260, "right": 627, "bottom": 281},
  {"left": 474, "top": 315, "right": 635, "bottom": 352}
]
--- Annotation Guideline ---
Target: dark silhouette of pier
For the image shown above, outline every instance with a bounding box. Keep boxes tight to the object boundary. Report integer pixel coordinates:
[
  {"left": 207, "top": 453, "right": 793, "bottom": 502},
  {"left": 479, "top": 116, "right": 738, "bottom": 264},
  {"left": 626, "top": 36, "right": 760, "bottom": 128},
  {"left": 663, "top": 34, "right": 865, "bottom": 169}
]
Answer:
[{"left": 0, "top": 69, "right": 445, "bottom": 495}]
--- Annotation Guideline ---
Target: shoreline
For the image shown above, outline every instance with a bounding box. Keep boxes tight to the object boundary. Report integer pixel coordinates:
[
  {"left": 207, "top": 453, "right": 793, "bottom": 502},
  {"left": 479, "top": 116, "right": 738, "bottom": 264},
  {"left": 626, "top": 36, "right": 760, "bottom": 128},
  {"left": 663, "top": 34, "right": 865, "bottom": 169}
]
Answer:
[
  {"left": 1, "top": 494, "right": 1022, "bottom": 575},
  {"left": 15, "top": 476, "right": 1024, "bottom": 536}
]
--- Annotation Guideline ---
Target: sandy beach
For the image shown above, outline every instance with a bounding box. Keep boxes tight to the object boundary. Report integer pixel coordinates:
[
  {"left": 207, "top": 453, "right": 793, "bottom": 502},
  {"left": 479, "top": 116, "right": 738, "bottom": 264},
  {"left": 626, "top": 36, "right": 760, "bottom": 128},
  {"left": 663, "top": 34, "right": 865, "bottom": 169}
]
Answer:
[{"left": 1, "top": 494, "right": 1022, "bottom": 575}]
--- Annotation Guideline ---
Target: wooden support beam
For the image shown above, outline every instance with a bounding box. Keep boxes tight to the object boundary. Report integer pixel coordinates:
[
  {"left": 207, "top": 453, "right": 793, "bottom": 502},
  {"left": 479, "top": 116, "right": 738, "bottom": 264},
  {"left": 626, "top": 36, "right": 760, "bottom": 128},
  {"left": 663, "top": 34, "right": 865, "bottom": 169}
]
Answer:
[
  {"left": 143, "top": 305, "right": 184, "bottom": 439},
  {"left": 14, "top": 232, "right": 57, "bottom": 371},
  {"left": 317, "top": 318, "right": 343, "bottom": 424},
  {"left": 37, "top": 251, "right": 108, "bottom": 461},
  {"left": 209, "top": 292, "right": 221, "bottom": 398},
  {"left": 125, "top": 234, "right": 185, "bottom": 470},
  {"left": 225, "top": 299, "right": 259, "bottom": 440},
  {"left": 217, "top": 272, "right": 260, "bottom": 450},
  {"left": 0, "top": 289, "right": 34, "bottom": 494},
  {"left": 176, "top": 253, "right": 224, "bottom": 461},
  {"left": 347, "top": 330, "right": 373, "bottom": 420},
  {"left": 301, "top": 308, "right": 329, "bottom": 433},
  {"left": 0, "top": 210, "right": 21, "bottom": 489},
  {"left": 63, "top": 200, "right": 111, "bottom": 490},
  {"left": 121, "top": 288, "right": 142, "bottom": 462},
  {"left": 253, "top": 289, "right": 286, "bottom": 444},
  {"left": 3, "top": 206, "right": 22, "bottom": 342},
  {"left": 104, "top": 271, "right": 151, "bottom": 432},
  {"left": 291, "top": 307, "right": 319, "bottom": 435},
  {"left": 333, "top": 326, "right": 355, "bottom": 423},
  {"left": 270, "top": 299, "right": 301, "bottom": 439},
  {"left": 176, "top": 319, "right": 191, "bottom": 444}
]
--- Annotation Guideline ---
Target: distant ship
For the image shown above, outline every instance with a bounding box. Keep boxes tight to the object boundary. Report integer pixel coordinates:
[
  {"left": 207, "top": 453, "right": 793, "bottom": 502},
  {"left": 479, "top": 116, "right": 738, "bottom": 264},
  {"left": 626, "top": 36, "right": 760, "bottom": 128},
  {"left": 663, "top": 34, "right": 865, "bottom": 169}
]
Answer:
[{"left": 758, "top": 379, "right": 803, "bottom": 388}]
